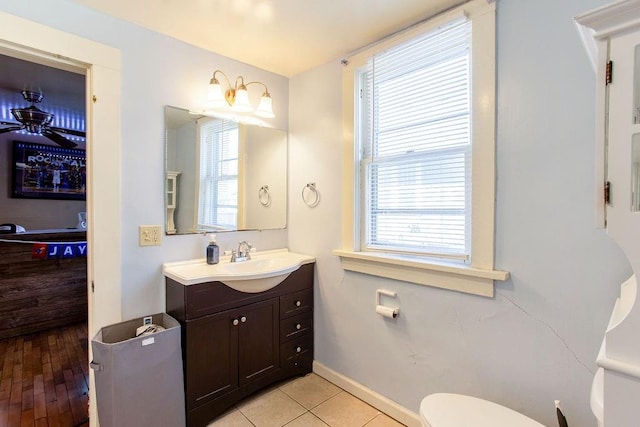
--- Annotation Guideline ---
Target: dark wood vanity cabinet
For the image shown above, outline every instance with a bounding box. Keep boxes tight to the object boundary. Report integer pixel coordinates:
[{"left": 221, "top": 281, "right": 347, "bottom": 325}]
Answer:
[
  {"left": 166, "top": 262, "right": 314, "bottom": 427},
  {"left": 184, "top": 298, "right": 280, "bottom": 408}
]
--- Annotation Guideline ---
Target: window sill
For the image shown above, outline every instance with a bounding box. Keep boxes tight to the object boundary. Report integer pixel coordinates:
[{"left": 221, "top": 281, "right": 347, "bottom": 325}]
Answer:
[{"left": 332, "top": 249, "right": 509, "bottom": 297}]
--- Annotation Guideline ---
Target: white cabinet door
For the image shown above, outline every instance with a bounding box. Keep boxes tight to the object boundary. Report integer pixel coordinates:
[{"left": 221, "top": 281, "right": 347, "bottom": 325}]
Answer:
[
  {"left": 603, "top": 29, "right": 640, "bottom": 427},
  {"left": 607, "top": 30, "right": 640, "bottom": 274}
]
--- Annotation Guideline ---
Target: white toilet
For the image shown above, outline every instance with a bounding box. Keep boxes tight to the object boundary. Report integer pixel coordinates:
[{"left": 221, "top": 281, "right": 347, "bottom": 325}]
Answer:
[{"left": 419, "top": 393, "right": 545, "bottom": 427}]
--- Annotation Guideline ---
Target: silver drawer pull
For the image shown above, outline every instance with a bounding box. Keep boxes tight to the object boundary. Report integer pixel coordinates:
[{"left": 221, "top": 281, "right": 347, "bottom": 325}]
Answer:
[
  {"left": 296, "top": 346, "right": 302, "bottom": 353},
  {"left": 241, "top": 316, "right": 247, "bottom": 323},
  {"left": 296, "top": 323, "right": 302, "bottom": 330},
  {"left": 232, "top": 319, "right": 239, "bottom": 326},
  {"left": 295, "top": 300, "right": 301, "bottom": 307}
]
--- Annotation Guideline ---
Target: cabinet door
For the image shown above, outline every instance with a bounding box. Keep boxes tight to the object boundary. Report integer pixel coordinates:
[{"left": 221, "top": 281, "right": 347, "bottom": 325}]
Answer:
[
  {"left": 238, "top": 298, "right": 280, "bottom": 385},
  {"left": 185, "top": 310, "right": 239, "bottom": 410},
  {"left": 608, "top": 31, "right": 640, "bottom": 272}
]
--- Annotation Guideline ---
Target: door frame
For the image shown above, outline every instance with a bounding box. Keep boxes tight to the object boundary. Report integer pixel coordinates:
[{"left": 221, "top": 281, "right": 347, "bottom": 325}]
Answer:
[{"left": 0, "top": 11, "right": 123, "bottom": 424}]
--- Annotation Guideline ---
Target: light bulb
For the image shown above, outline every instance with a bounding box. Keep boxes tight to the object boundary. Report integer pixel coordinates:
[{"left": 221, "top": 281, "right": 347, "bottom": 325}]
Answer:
[
  {"left": 232, "top": 86, "right": 252, "bottom": 112},
  {"left": 206, "top": 79, "right": 226, "bottom": 108},
  {"left": 255, "top": 93, "right": 275, "bottom": 118}
]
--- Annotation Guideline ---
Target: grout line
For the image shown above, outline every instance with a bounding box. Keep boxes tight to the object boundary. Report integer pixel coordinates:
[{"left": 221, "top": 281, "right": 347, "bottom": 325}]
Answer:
[
  {"left": 313, "top": 362, "right": 419, "bottom": 426},
  {"left": 215, "top": 373, "right": 405, "bottom": 427},
  {"left": 283, "top": 410, "right": 330, "bottom": 426},
  {"left": 233, "top": 405, "right": 255, "bottom": 426},
  {"left": 281, "top": 387, "right": 341, "bottom": 411}
]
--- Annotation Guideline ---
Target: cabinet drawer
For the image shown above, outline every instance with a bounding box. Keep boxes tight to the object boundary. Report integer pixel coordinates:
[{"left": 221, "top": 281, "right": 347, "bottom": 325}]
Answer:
[
  {"left": 280, "top": 312, "right": 313, "bottom": 343},
  {"left": 281, "top": 334, "right": 313, "bottom": 370},
  {"left": 280, "top": 289, "right": 312, "bottom": 318}
]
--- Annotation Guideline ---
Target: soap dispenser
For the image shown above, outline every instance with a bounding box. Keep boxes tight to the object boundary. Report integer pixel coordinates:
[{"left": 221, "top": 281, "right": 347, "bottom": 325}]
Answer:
[{"left": 206, "top": 234, "right": 220, "bottom": 265}]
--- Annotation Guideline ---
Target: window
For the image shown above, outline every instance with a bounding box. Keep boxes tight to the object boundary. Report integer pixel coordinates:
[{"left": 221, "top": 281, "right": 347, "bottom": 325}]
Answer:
[
  {"left": 359, "top": 18, "right": 471, "bottom": 261},
  {"left": 197, "top": 118, "right": 239, "bottom": 230},
  {"left": 334, "top": 0, "right": 509, "bottom": 297}
]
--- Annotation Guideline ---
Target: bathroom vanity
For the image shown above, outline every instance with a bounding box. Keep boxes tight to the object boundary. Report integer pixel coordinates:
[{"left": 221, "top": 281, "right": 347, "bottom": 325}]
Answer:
[{"left": 164, "top": 252, "right": 314, "bottom": 427}]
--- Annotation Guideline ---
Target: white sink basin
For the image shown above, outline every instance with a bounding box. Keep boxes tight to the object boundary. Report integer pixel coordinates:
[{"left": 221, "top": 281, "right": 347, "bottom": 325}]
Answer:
[{"left": 162, "top": 249, "right": 315, "bottom": 292}]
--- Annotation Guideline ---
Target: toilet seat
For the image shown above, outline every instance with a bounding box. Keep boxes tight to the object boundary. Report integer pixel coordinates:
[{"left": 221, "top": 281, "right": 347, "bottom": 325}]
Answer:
[{"left": 420, "top": 393, "right": 545, "bottom": 427}]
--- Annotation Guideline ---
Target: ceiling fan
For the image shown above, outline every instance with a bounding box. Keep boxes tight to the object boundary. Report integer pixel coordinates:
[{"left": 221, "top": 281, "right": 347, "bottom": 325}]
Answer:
[{"left": 0, "top": 90, "right": 85, "bottom": 148}]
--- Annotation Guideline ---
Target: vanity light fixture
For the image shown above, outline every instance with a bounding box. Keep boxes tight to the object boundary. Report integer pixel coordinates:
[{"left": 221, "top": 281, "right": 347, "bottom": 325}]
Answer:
[{"left": 206, "top": 70, "right": 275, "bottom": 119}]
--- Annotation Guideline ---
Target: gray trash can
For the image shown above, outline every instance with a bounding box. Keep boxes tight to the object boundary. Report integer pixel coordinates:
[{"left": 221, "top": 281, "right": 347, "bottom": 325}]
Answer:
[{"left": 90, "top": 313, "right": 185, "bottom": 427}]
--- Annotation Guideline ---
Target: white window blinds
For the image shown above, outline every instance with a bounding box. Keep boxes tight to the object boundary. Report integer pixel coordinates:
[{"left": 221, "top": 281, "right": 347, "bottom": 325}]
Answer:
[
  {"left": 197, "top": 118, "right": 239, "bottom": 230},
  {"left": 360, "top": 18, "right": 471, "bottom": 260}
]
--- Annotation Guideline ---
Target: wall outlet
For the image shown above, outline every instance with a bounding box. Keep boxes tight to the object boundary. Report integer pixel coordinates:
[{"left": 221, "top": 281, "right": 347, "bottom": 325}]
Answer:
[{"left": 139, "top": 225, "right": 162, "bottom": 247}]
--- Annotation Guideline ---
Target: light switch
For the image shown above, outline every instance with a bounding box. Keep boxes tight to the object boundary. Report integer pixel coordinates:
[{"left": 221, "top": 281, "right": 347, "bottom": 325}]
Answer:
[{"left": 139, "top": 225, "right": 162, "bottom": 246}]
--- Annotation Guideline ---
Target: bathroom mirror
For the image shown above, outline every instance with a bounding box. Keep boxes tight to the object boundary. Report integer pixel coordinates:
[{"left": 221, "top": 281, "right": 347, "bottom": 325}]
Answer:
[{"left": 165, "top": 106, "right": 287, "bottom": 234}]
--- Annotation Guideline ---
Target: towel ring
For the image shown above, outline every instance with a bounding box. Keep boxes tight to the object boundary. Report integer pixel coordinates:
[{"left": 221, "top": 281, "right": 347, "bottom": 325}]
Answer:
[
  {"left": 302, "top": 183, "right": 320, "bottom": 207},
  {"left": 258, "top": 185, "right": 271, "bottom": 206}
]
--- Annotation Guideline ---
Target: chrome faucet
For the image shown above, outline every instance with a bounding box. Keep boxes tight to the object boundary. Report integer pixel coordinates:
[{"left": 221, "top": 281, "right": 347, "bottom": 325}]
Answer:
[{"left": 231, "top": 241, "right": 253, "bottom": 262}]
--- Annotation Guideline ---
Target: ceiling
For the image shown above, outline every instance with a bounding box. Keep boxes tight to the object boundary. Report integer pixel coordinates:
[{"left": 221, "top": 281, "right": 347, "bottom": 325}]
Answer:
[
  {"left": 0, "top": 0, "right": 462, "bottom": 137},
  {"left": 0, "top": 53, "right": 85, "bottom": 134},
  {"left": 72, "top": 0, "right": 463, "bottom": 77}
]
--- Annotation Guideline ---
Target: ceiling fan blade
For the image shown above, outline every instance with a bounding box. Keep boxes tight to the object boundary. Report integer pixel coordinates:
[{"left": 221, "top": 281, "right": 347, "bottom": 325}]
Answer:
[
  {"left": 0, "top": 126, "right": 22, "bottom": 134},
  {"left": 0, "top": 120, "right": 21, "bottom": 126},
  {"left": 49, "top": 126, "right": 86, "bottom": 138},
  {"left": 42, "top": 129, "right": 78, "bottom": 148}
]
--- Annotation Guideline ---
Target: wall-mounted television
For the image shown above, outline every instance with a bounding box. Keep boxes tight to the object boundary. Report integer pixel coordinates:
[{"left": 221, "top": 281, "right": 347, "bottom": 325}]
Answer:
[{"left": 11, "top": 141, "right": 86, "bottom": 201}]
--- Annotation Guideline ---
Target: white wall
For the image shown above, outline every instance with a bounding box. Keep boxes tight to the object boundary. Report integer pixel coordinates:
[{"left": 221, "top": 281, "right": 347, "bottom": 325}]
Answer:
[
  {"left": 242, "top": 126, "right": 287, "bottom": 229},
  {"left": 288, "top": 0, "right": 632, "bottom": 426},
  {"left": 0, "top": 0, "right": 288, "bottom": 319}
]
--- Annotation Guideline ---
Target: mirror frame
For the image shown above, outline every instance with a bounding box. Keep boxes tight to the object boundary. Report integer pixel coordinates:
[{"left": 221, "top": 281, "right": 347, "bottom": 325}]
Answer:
[{"left": 164, "top": 105, "right": 288, "bottom": 235}]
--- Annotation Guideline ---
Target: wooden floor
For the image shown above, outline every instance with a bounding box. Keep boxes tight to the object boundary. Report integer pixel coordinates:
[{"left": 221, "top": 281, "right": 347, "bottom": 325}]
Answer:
[{"left": 0, "top": 323, "right": 89, "bottom": 427}]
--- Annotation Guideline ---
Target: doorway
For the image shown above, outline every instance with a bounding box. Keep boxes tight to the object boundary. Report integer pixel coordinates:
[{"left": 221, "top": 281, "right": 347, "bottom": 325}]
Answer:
[
  {"left": 0, "top": 11, "right": 123, "bottom": 425},
  {"left": 0, "top": 52, "right": 89, "bottom": 425}
]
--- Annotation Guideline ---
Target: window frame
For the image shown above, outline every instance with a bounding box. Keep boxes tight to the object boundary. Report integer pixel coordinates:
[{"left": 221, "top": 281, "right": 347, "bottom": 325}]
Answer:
[
  {"left": 356, "top": 25, "right": 473, "bottom": 260},
  {"left": 196, "top": 118, "right": 239, "bottom": 231},
  {"left": 333, "top": 0, "right": 509, "bottom": 297}
]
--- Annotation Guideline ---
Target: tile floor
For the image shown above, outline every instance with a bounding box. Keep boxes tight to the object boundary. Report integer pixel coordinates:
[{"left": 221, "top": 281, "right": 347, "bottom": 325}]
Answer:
[{"left": 208, "top": 373, "right": 405, "bottom": 427}]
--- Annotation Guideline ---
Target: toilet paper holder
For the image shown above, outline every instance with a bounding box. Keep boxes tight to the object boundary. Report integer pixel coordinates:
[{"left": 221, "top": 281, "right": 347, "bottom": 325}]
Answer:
[{"left": 376, "top": 289, "right": 400, "bottom": 319}]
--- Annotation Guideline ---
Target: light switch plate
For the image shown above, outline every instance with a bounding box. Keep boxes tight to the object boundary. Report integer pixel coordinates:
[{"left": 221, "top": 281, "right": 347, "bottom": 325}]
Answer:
[{"left": 139, "top": 225, "right": 162, "bottom": 246}]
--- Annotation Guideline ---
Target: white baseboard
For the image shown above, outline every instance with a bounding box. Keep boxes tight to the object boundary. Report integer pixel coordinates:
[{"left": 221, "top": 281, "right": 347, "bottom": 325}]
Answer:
[{"left": 312, "top": 361, "right": 422, "bottom": 427}]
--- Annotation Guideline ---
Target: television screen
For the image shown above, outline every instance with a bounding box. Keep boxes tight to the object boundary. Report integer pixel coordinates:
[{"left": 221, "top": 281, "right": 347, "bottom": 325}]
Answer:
[{"left": 11, "top": 141, "right": 86, "bottom": 200}]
